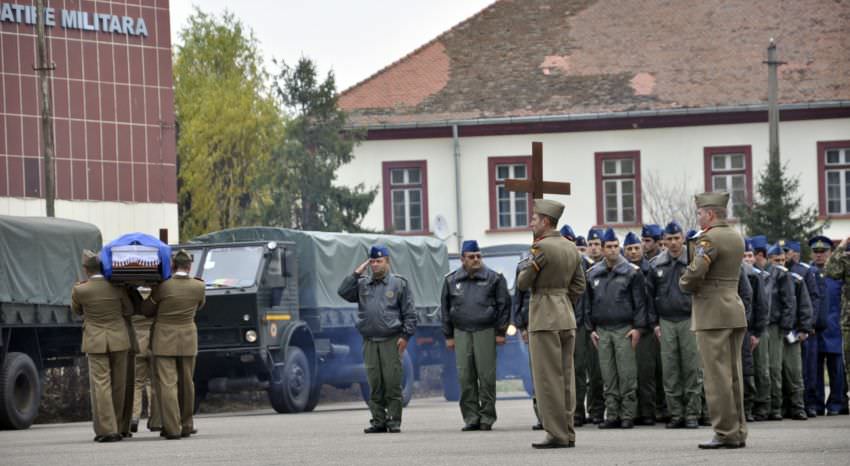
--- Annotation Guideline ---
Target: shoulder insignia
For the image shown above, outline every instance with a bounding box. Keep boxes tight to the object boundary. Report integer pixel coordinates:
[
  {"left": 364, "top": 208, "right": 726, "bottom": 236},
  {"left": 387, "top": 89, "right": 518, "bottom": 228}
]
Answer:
[
  {"left": 629, "top": 263, "right": 640, "bottom": 270},
  {"left": 800, "top": 263, "right": 811, "bottom": 269},
  {"left": 699, "top": 240, "right": 711, "bottom": 248},
  {"left": 444, "top": 270, "right": 455, "bottom": 278},
  {"left": 584, "top": 256, "right": 594, "bottom": 266},
  {"left": 791, "top": 272, "right": 803, "bottom": 281},
  {"left": 775, "top": 265, "right": 788, "bottom": 272}
]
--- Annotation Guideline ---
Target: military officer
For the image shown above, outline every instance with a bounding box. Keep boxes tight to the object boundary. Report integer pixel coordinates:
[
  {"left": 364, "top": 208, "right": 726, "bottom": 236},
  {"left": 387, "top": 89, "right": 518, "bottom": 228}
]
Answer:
[
  {"left": 575, "top": 236, "right": 588, "bottom": 255},
  {"left": 71, "top": 250, "right": 135, "bottom": 443},
  {"left": 587, "top": 228, "right": 604, "bottom": 263},
  {"left": 811, "top": 236, "right": 847, "bottom": 415},
  {"left": 130, "top": 313, "right": 161, "bottom": 433},
  {"left": 740, "top": 240, "right": 770, "bottom": 422},
  {"left": 339, "top": 245, "right": 416, "bottom": 434},
  {"left": 144, "top": 249, "right": 205, "bottom": 440},
  {"left": 646, "top": 222, "right": 702, "bottom": 429},
  {"left": 624, "top": 231, "right": 658, "bottom": 425},
  {"left": 679, "top": 192, "right": 748, "bottom": 449},
  {"left": 642, "top": 224, "right": 664, "bottom": 261},
  {"left": 587, "top": 228, "right": 646, "bottom": 429},
  {"left": 583, "top": 227, "right": 607, "bottom": 424},
  {"left": 441, "top": 240, "right": 510, "bottom": 431},
  {"left": 517, "top": 199, "right": 586, "bottom": 449}
]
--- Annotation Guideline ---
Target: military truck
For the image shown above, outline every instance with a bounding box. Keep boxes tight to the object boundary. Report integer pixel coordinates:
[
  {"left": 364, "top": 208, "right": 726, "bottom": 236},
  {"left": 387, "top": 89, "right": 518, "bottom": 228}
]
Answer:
[
  {"left": 187, "top": 227, "right": 449, "bottom": 413},
  {"left": 0, "top": 215, "right": 102, "bottom": 429}
]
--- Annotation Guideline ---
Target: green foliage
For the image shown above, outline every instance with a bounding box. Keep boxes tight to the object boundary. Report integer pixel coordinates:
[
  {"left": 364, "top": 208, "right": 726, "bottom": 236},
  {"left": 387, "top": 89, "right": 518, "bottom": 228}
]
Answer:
[
  {"left": 174, "top": 9, "right": 283, "bottom": 240},
  {"left": 263, "top": 57, "right": 377, "bottom": 231},
  {"left": 739, "top": 158, "right": 825, "bottom": 248}
]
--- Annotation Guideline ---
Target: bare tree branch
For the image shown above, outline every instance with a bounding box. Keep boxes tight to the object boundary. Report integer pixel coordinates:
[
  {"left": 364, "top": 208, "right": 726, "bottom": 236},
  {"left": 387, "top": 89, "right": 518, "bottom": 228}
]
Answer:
[{"left": 642, "top": 171, "right": 699, "bottom": 231}]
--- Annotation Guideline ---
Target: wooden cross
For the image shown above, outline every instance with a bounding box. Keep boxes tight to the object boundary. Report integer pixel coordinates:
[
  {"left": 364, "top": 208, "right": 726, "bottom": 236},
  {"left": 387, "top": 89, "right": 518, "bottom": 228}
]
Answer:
[{"left": 505, "top": 141, "right": 571, "bottom": 199}]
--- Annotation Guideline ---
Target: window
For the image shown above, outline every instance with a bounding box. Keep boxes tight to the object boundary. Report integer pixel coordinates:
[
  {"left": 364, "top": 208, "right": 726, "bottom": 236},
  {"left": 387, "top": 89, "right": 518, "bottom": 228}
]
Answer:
[
  {"left": 382, "top": 161, "right": 429, "bottom": 233},
  {"left": 703, "top": 146, "right": 752, "bottom": 217},
  {"left": 817, "top": 141, "right": 850, "bottom": 217},
  {"left": 595, "top": 151, "right": 641, "bottom": 225},
  {"left": 488, "top": 156, "right": 532, "bottom": 230}
]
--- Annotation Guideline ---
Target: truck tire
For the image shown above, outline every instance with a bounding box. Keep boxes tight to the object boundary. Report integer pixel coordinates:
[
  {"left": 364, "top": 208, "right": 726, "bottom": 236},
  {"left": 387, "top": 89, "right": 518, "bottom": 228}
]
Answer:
[
  {"left": 303, "top": 377, "right": 321, "bottom": 412},
  {"left": 0, "top": 352, "right": 42, "bottom": 430},
  {"left": 268, "top": 347, "right": 311, "bottom": 413},
  {"left": 358, "top": 351, "right": 415, "bottom": 407}
]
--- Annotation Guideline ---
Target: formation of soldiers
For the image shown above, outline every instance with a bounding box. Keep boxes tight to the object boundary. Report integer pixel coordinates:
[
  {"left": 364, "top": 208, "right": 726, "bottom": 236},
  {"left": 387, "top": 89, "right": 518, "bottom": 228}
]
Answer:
[{"left": 71, "top": 249, "right": 205, "bottom": 442}]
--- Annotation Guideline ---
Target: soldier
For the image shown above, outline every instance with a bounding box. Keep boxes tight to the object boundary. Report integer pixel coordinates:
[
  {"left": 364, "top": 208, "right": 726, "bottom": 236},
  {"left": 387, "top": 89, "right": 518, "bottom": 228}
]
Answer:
[
  {"left": 679, "top": 192, "right": 748, "bottom": 449},
  {"left": 642, "top": 224, "right": 664, "bottom": 261},
  {"left": 587, "top": 228, "right": 604, "bottom": 263},
  {"left": 71, "top": 250, "right": 135, "bottom": 443},
  {"left": 130, "top": 313, "right": 161, "bottom": 433},
  {"left": 783, "top": 240, "right": 822, "bottom": 418},
  {"left": 811, "top": 236, "right": 847, "bottom": 415},
  {"left": 740, "top": 239, "right": 770, "bottom": 422},
  {"left": 587, "top": 228, "right": 646, "bottom": 429},
  {"left": 624, "top": 231, "right": 657, "bottom": 426},
  {"left": 575, "top": 235, "right": 588, "bottom": 255},
  {"left": 338, "top": 245, "right": 416, "bottom": 434},
  {"left": 583, "top": 227, "right": 606, "bottom": 424},
  {"left": 441, "top": 239, "right": 510, "bottom": 431},
  {"left": 144, "top": 249, "right": 205, "bottom": 440},
  {"left": 646, "top": 222, "right": 702, "bottom": 429},
  {"left": 517, "top": 199, "right": 586, "bottom": 449}
]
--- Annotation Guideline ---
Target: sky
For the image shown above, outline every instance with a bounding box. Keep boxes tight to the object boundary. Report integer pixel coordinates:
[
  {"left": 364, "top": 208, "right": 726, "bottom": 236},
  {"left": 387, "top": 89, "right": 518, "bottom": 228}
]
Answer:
[{"left": 168, "top": 0, "right": 495, "bottom": 92}]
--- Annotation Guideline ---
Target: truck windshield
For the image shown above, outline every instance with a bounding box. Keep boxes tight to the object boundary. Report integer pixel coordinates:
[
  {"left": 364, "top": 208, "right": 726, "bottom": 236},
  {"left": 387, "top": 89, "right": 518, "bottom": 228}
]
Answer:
[
  {"left": 181, "top": 248, "right": 203, "bottom": 278},
  {"left": 200, "top": 246, "right": 264, "bottom": 288}
]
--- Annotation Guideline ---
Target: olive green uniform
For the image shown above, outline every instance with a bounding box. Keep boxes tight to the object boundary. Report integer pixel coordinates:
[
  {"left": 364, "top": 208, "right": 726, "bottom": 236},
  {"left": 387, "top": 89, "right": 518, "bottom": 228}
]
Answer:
[
  {"left": 71, "top": 276, "right": 134, "bottom": 438},
  {"left": 148, "top": 273, "right": 205, "bottom": 437},
  {"left": 822, "top": 243, "right": 850, "bottom": 409},
  {"left": 517, "top": 229, "right": 586, "bottom": 445},
  {"left": 679, "top": 219, "right": 748, "bottom": 446},
  {"left": 131, "top": 315, "right": 161, "bottom": 430}
]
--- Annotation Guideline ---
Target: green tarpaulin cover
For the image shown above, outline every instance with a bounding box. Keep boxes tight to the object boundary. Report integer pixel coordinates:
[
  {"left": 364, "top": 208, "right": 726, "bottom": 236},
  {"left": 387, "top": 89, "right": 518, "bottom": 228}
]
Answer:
[
  {"left": 191, "top": 227, "right": 449, "bottom": 310},
  {"left": 0, "top": 215, "right": 103, "bottom": 306}
]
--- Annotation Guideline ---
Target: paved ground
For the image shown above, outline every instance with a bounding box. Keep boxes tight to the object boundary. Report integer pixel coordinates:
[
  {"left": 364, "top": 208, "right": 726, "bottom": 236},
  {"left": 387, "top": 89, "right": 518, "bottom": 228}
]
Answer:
[{"left": 2, "top": 394, "right": 849, "bottom": 465}]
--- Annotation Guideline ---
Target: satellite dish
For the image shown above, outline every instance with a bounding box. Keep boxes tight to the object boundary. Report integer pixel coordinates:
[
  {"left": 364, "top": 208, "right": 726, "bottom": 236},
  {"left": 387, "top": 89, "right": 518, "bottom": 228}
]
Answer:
[{"left": 432, "top": 214, "right": 451, "bottom": 241}]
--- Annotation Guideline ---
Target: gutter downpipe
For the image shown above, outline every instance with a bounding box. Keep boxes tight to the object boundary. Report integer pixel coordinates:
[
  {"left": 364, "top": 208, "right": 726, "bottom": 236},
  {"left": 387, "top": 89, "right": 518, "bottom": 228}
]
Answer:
[{"left": 452, "top": 124, "right": 463, "bottom": 253}]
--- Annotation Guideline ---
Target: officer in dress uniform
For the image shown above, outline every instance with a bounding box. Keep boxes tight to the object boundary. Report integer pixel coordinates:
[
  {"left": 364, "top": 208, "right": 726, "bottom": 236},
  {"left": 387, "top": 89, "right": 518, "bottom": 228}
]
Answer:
[
  {"left": 587, "top": 228, "right": 646, "bottom": 429},
  {"left": 441, "top": 240, "right": 510, "bottom": 431},
  {"left": 71, "top": 250, "right": 135, "bottom": 443},
  {"left": 144, "top": 249, "right": 205, "bottom": 439},
  {"left": 338, "top": 245, "right": 416, "bottom": 434}
]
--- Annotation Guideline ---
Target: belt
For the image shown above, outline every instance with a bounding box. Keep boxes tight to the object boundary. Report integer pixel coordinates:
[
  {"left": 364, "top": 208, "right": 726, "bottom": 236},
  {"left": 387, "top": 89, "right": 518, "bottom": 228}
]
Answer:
[
  {"left": 531, "top": 287, "right": 568, "bottom": 294},
  {"left": 702, "top": 279, "right": 738, "bottom": 289}
]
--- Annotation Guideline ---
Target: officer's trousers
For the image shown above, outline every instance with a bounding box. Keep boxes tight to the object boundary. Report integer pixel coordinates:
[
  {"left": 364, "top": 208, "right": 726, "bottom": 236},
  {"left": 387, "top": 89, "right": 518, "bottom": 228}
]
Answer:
[
  {"left": 574, "top": 326, "right": 604, "bottom": 420},
  {"left": 597, "top": 325, "right": 637, "bottom": 421},
  {"left": 635, "top": 330, "right": 659, "bottom": 420},
  {"left": 529, "top": 329, "right": 575, "bottom": 444},
  {"left": 87, "top": 350, "right": 128, "bottom": 436},
  {"left": 363, "top": 338, "right": 403, "bottom": 428},
  {"left": 696, "top": 327, "right": 748, "bottom": 445},
  {"left": 132, "top": 326, "right": 160, "bottom": 428},
  {"left": 781, "top": 339, "right": 805, "bottom": 415},
  {"left": 454, "top": 328, "right": 497, "bottom": 426},
  {"left": 752, "top": 329, "right": 771, "bottom": 417},
  {"left": 659, "top": 318, "right": 702, "bottom": 421},
  {"left": 155, "top": 355, "right": 196, "bottom": 436},
  {"left": 767, "top": 325, "right": 785, "bottom": 416}
]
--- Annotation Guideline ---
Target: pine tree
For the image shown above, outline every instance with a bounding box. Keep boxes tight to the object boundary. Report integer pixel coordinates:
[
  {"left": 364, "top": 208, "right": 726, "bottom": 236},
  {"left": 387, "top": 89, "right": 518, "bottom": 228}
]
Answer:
[{"left": 739, "top": 158, "right": 825, "bottom": 250}]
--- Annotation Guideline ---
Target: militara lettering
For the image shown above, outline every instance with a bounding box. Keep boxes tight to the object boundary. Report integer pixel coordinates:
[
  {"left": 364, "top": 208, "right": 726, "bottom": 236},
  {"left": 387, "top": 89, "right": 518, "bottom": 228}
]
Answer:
[{"left": 0, "top": 2, "right": 149, "bottom": 37}]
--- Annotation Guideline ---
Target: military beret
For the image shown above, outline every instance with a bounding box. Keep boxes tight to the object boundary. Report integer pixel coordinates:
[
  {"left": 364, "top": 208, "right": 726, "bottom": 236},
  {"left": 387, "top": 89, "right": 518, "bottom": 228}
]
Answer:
[
  {"left": 173, "top": 249, "right": 193, "bottom": 265},
  {"left": 559, "top": 224, "right": 576, "bottom": 240},
  {"left": 767, "top": 244, "right": 784, "bottom": 257},
  {"left": 81, "top": 249, "right": 101, "bottom": 270},
  {"left": 686, "top": 229, "right": 698, "bottom": 239},
  {"left": 808, "top": 235, "right": 833, "bottom": 251},
  {"left": 664, "top": 221, "right": 683, "bottom": 236},
  {"left": 575, "top": 235, "right": 587, "bottom": 247},
  {"left": 744, "top": 238, "right": 753, "bottom": 252},
  {"left": 369, "top": 245, "right": 390, "bottom": 259},
  {"left": 587, "top": 228, "right": 603, "bottom": 242},
  {"left": 602, "top": 227, "right": 618, "bottom": 244},
  {"left": 783, "top": 240, "right": 801, "bottom": 253},
  {"left": 641, "top": 224, "right": 663, "bottom": 240},
  {"left": 461, "top": 240, "right": 480, "bottom": 254},
  {"left": 695, "top": 191, "right": 730, "bottom": 209},
  {"left": 533, "top": 199, "right": 564, "bottom": 222},
  {"left": 623, "top": 231, "right": 640, "bottom": 246},
  {"left": 749, "top": 235, "right": 768, "bottom": 252}
]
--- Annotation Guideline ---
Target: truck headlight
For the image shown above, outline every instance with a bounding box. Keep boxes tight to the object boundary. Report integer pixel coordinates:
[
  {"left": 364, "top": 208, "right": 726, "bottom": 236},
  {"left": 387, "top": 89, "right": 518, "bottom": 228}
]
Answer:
[{"left": 245, "top": 330, "right": 258, "bottom": 343}]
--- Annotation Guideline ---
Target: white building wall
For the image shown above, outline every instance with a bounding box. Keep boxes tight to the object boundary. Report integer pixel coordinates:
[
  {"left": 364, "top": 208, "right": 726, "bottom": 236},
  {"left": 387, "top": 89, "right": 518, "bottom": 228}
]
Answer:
[
  {"left": 338, "top": 118, "right": 850, "bottom": 253},
  {"left": 0, "top": 198, "right": 179, "bottom": 244}
]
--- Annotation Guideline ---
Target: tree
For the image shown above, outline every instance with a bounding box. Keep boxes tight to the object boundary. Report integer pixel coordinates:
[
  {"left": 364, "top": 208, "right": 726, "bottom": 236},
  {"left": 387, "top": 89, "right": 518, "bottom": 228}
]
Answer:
[
  {"left": 739, "top": 159, "right": 825, "bottom": 246},
  {"left": 263, "top": 57, "right": 376, "bottom": 232},
  {"left": 642, "top": 170, "right": 699, "bottom": 231},
  {"left": 174, "top": 9, "right": 283, "bottom": 240}
]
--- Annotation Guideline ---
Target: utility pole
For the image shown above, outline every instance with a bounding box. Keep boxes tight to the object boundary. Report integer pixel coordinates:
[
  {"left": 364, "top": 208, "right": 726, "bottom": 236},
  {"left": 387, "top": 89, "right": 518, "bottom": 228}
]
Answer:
[
  {"left": 764, "top": 39, "right": 785, "bottom": 166},
  {"left": 35, "top": 0, "right": 56, "bottom": 217}
]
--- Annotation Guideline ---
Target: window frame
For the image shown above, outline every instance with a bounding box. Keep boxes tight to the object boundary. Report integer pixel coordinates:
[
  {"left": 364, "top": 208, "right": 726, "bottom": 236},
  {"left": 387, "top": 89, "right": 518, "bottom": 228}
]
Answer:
[
  {"left": 703, "top": 145, "right": 753, "bottom": 218},
  {"left": 594, "top": 151, "right": 642, "bottom": 226},
  {"left": 381, "top": 160, "right": 429, "bottom": 234},
  {"left": 817, "top": 140, "right": 850, "bottom": 218},
  {"left": 487, "top": 156, "right": 533, "bottom": 232}
]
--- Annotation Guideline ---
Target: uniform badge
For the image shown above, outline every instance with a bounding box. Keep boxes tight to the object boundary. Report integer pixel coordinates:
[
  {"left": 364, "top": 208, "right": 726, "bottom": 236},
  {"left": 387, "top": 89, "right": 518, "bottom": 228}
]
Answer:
[
  {"left": 386, "top": 290, "right": 394, "bottom": 299},
  {"left": 456, "top": 282, "right": 462, "bottom": 290},
  {"left": 657, "top": 270, "right": 663, "bottom": 277},
  {"left": 593, "top": 279, "right": 600, "bottom": 287}
]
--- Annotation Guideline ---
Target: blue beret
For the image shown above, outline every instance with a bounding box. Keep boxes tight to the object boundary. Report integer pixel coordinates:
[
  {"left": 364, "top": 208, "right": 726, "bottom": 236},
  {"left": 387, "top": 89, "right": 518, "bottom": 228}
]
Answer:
[
  {"left": 686, "top": 229, "right": 697, "bottom": 239},
  {"left": 587, "top": 228, "right": 603, "bottom": 241},
  {"left": 369, "top": 245, "right": 389, "bottom": 259},
  {"left": 767, "top": 244, "right": 784, "bottom": 257},
  {"left": 575, "top": 235, "right": 587, "bottom": 247},
  {"left": 744, "top": 238, "right": 753, "bottom": 252},
  {"left": 808, "top": 235, "right": 833, "bottom": 250},
  {"left": 749, "top": 235, "right": 768, "bottom": 252},
  {"left": 641, "top": 224, "right": 663, "bottom": 240},
  {"left": 602, "top": 227, "right": 618, "bottom": 243},
  {"left": 559, "top": 225, "right": 576, "bottom": 240},
  {"left": 783, "top": 240, "right": 801, "bottom": 253},
  {"left": 461, "top": 240, "right": 480, "bottom": 254},
  {"left": 664, "top": 221, "right": 683, "bottom": 235},
  {"left": 623, "top": 231, "right": 640, "bottom": 246}
]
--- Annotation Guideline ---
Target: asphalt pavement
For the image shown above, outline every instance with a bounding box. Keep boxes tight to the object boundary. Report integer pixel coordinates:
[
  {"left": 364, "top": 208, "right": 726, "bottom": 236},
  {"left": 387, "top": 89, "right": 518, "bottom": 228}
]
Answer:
[{"left": 2, "top": 394, "right": 849, "bottom": 465}]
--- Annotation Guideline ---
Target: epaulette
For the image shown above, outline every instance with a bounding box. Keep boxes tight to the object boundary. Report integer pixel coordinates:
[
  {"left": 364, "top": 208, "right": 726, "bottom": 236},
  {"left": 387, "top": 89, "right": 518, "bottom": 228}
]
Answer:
[
  {"left": 629, "top": 263, "right": 640, "bottom": 270},
  {"left": 75, "top": 280, "right": 88, "bottom": 285},
  {"left": 584, "top": 256, "right": 594, "bottom": 266},
  {"left": 444, "top": 269, "right": 456, "bottom": 279},
  {"left": 799, "top": 263, "right": 811, "bottom": 269},
  {"left": 774, "top": 265, "right": 788, "bottom": 272},
  {"left": 791, "top": 272, "right": 803, "bottom": 281}
]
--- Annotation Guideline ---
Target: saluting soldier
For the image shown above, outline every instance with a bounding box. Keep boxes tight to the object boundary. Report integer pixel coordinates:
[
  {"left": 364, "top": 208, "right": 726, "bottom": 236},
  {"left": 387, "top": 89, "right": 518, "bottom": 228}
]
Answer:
[
  {"left": 339, "top": 245, "right": 416, "bottom": 434},
  {"left": 587, "top": 228, "right": 646, "bottom": 429},
  {"left": 144, "top": 250, "right": 205, "bottom": 440},
  {"left": 679, "top": 192, "right": 748, "bottom": 449},
  {"left": 517, "top": 199, "right": 586, "bottom": 449},
  {"left": 71, "top": 250, "right": 135, "bottom": 443},
  {"left": 441, "top": 239, "right": 510, "bottom": 431}
]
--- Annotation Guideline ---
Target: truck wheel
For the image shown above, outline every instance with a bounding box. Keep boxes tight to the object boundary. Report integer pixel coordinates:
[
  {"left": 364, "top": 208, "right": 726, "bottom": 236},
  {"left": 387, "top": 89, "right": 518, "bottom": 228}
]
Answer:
[
  {"left": 303, "top": 378, "right": 321, "bottom": 412},
  {"left": 268, "top": 347, "right": 311, "bottom": 413},
  {"left": 358, "top": 351, "right": 415, "bottom": 407},
  {"left": 441, "top": 352, "right": 459, "bottom": 402},
  {"left": 0, "top": 352, "right": 42, "bottom": 430}
]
